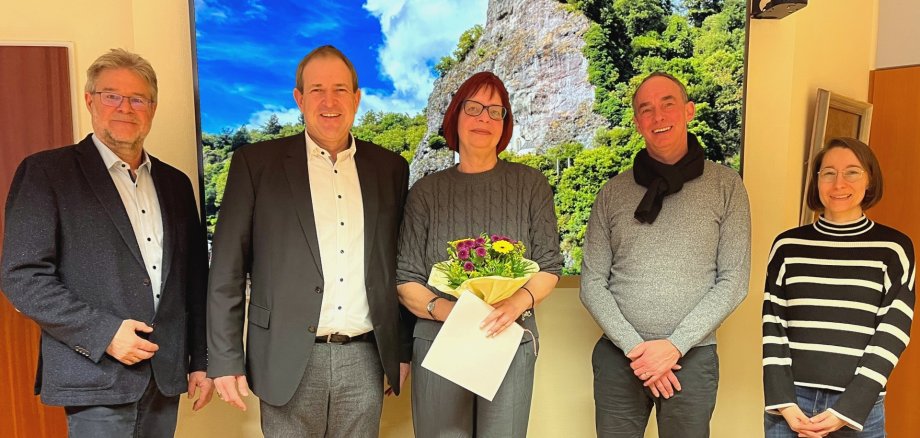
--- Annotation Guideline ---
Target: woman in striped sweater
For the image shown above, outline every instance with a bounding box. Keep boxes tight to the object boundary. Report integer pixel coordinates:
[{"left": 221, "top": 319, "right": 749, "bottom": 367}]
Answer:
[{"left": 763, "top": 137, "right": 915, "bottom": 437}]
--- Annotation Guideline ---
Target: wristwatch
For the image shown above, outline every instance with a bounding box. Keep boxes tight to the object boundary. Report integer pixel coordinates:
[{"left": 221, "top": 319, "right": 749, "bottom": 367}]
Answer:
[{"left": 426, "top": 296, "right": 443, "bottom": 321}]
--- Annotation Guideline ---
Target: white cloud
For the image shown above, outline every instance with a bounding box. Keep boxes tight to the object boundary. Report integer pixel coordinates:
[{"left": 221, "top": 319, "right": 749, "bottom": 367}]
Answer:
[
  {"left": 362, "top": 0, "right": 488, "bottom": 114},
  {"left": 246, "top": 104, "right": 302, "bottom": 130}
]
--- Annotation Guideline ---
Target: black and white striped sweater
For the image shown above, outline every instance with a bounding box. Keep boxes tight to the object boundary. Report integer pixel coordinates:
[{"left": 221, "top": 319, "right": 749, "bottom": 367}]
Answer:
[{"left": 762, "top": 215, "right": 915, "bottom": 430}]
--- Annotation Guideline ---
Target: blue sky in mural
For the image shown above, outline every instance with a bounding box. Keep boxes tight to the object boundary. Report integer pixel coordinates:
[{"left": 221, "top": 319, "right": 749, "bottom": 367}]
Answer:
[{"left": 195, "top": 0, "right": 488, "bottom": 133}]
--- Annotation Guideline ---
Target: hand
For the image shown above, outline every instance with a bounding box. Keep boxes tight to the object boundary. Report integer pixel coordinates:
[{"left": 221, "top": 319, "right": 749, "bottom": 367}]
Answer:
[
  {"left": 213, "top": 375, "right": 251, "bottom": 411},
  {"left": 187, "top": 371, "right": 214, "bottom": 411},
  {"left": 431, "top": 299, "right": 455, "bottom": 322},
  {"left": 647, "top": 367, "right": 682, "bottom": 399},
  {"left": 806, "top": 410, "right": 847, "bottom": 436},
  {"left": 385, "top": 362, "right": 411, "bottom": 396},
  {"left": 481, "top": 293, "right": 530, "bottom": 337},
  {"left": 105, "top": 319, "right": 159, "bottom": 365},
  {"left": 777, "top": 405, "right": 822, "bottom": 438},
  {"left": 627, "top": 340, "right": 681, "bottom": 383}
]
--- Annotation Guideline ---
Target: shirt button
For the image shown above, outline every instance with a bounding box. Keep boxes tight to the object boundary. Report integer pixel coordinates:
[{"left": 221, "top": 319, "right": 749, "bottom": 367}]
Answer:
[
  {"left": 337, "top": 306, "right": 342, "bottom": 310},
  {"left": 314, "top": 286, "right": 322, "bottom": 294},
  {"left": 152, "top": 265, "right": 157, "bottom": 270},
  {"left": 141, "top": 209, "right": 146, "bottom": 214},
  {"left": 147, "top": 237, "right": 151, "bottom": 242},
  {"left": 339, "top": 278, "right": 344, "bottom": 282},
  {"left": 308, "top": 325, "right": 316, "bottom": 333},
  {"left": 340, "top": 222, "right": 344, "bottom": 226},
  {"left": 156, "top": 294, "right": 160, "bottom": 298},
  {"left": 334, "top": 170, "right": 338, "bottom": 174},
  {"left": 340, "top": 250, "right": 344, "bottom": 254},
  {"left": 338, "top": 195, "right": 342, "bottom": 199}
]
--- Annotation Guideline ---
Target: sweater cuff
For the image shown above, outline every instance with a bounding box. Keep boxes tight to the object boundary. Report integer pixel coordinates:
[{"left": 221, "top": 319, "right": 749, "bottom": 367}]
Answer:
[{"left": 827, "top": 409, "right": 862, "bottom": 431}]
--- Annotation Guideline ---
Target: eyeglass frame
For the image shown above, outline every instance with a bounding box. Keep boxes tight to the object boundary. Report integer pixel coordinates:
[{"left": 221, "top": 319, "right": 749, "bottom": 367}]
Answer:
[
  {"left": 816, "top": 167, "right": 866, "bottom": 183},
  {"left": 91, "top": 91, "right": 155, "bottom": 111},
  {"left": 462, "top": 99, "right": 507, "bottom": 121}
]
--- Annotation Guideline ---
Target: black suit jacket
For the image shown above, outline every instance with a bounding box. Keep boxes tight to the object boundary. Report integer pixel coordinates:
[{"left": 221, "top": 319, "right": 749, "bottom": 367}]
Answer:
[
  {"left": 0, "top": 135, "right": 208, "bottom": 406},
  {"left": 207, "top": 134, "right": 410, "bottom": 406}
]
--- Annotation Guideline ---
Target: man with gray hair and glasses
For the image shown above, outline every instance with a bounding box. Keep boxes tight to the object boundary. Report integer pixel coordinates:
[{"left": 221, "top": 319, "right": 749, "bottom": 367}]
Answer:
[{"left": 1, "top": 48, "right": 212, "bottom": 437}]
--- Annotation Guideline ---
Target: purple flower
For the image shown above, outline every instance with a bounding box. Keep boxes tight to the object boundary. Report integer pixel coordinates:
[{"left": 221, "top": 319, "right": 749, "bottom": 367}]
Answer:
[
  {"left": 475, "top": 237, "right": 485, "bottom": 245},
  {"left": 490, "top": 234, "right": 500, "bottom": 242},
  {"left": 458, "top": 249, "right": 470, "bottom": 260},
  {"left": 463, "top": 261, "right": 475, "bottom": 272},
  {"left": 475, "top": 247, "right": 487, "bottom": 257}
]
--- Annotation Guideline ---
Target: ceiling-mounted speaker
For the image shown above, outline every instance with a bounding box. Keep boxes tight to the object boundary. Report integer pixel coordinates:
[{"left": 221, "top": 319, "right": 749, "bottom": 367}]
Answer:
[{"left": 752, "top": 0, "right": 807, "bottom": 19}]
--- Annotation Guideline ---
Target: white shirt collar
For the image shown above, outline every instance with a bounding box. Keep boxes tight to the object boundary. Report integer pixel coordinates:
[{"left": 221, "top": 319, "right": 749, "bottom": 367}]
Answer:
[
  {"left": 304, "top": 131, "right": 358, "bottom": 161},
  {"left": 92, "top": 133, "right": 152, "bottom": 172}
]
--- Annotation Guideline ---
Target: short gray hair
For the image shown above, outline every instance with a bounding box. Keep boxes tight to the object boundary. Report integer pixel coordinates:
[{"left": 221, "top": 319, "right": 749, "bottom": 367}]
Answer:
[
  {"left": 84, "top": 49, "right": 158, "bottom": 102},
  {"left": 631, "top": 72, "right": 690, "bottom": 112}
]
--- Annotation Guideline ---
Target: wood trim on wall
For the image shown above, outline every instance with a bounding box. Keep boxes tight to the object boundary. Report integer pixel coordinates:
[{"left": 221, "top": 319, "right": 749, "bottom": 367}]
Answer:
[
  {"left": 0, "top": 44, "right": 74, "bottom": 438},
  {"left": 867, "top": 65, "right": 920, "bottom": 438}
]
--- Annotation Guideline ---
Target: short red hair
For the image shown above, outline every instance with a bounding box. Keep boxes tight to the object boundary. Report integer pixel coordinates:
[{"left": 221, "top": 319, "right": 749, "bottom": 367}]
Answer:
[{"left": 441, "top": 72, "right": 514, "bottom": 154}]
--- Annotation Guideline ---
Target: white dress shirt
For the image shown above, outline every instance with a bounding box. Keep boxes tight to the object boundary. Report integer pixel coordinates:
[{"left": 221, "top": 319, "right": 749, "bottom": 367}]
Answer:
[
  {"left": 305, "top": 133, "right": 371, "bottom": 337},
  {"left": 93, "top": 135, "right": 164, "bottom": 310}
]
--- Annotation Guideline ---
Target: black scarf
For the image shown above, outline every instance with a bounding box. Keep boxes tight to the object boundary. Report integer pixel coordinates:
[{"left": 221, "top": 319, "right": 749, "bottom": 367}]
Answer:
[{"left": 632, "top": 134, "right": 705, "bottom": 224}]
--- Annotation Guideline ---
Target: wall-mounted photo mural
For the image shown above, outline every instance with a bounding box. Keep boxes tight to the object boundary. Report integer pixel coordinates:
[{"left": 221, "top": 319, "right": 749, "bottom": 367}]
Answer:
[{"left": 197, "top": 0, "right": 746, "bottom": 274}]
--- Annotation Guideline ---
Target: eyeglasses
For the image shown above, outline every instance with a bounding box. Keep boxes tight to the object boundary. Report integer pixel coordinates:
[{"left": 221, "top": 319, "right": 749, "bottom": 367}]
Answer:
[
  {"left": 92, "top": 92, "right": 154, "bottom": 111},
  {"left": 817, "top": 167, "right": 866, "bottom": 183},
  {"left": 462, "top": 99, "right": 507, "bottom": 121}
]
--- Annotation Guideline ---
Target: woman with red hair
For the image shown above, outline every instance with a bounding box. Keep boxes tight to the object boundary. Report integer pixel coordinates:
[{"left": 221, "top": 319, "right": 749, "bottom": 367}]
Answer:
[{"left": 396, "top": 72, "right": 563, "bottom": 437}]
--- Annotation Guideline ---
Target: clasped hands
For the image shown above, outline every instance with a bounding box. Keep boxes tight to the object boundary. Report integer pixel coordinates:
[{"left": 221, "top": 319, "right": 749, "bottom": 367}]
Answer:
[
  {"left": 778, "top": 405, "right": 847, "bottom": 437},
  {"left": 626, "top": 339, "right": 682, "bottom": 399}
]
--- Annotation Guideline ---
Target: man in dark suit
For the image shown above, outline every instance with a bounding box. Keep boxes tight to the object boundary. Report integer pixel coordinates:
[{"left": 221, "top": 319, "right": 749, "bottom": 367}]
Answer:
[
  {"left": 207, "top": 45, "right": 410, "bottom": 437},
  {"left": 0, "top": 49, "right": 212, "bottom": 437}
]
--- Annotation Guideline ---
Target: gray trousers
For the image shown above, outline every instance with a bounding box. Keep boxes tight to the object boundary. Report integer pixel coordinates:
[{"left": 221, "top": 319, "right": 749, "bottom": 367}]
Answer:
[
  {"left": 411, "top": 337, "right": 537, "bottom": 438},
  {"left": 260, "top": 341, "right": 383, "bottom": 438},
  {"left": 64, "top": 374, "right": 179, "bottom": 438},
  {"left": 592, "top": 338, "right": 719, "bottom": 438}
]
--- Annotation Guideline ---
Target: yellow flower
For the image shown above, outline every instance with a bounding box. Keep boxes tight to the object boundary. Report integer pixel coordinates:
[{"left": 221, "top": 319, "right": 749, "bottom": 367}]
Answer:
[{"left": 493, "top": 240, "right": 514, "bottom": 254}]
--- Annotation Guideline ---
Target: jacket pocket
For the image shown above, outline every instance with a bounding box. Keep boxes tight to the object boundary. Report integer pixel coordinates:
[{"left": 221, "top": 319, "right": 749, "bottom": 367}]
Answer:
[{"left": 248, "top": 302, "right": 270, "bottom": 329}]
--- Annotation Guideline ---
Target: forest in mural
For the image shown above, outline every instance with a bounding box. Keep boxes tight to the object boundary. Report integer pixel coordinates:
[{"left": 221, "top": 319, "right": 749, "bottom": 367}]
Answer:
[{"left": 198, "top": 0, "right": 746, "bottom": 274}]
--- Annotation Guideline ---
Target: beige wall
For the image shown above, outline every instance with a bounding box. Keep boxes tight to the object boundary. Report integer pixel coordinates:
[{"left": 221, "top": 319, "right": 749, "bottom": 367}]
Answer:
[
  {"left": 0, "top": 0, "right": 201, "bottom": 200},
  {"left": 876, "top": 0, "right": 920, "bottom": 69},
  {"left": 2, "top": 0, "right": 886, "bottom": 436}
]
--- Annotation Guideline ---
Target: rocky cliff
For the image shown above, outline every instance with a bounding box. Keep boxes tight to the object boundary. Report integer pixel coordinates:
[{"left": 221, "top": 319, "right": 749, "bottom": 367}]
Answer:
[{"left": 409, "top": 0, "right": 606, "bottom": 184}]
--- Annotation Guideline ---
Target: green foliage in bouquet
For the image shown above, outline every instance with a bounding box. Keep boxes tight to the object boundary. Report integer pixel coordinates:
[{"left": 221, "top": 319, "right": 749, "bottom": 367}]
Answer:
[{"left": 435, "top": 233, "right": 536, "bottom": 289}]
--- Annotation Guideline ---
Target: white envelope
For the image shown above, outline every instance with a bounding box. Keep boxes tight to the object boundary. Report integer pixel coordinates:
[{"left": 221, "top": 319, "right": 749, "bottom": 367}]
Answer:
[{"left": 420, "top": 292, "right": 525, "bottom": 401}]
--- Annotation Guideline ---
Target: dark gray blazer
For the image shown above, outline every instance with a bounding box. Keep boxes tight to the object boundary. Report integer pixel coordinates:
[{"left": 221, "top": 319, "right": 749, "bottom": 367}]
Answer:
[
  {"left": 0, "top": 135, "right": 209, "bottom": 406},
  {"left": 206, "top": 134, "right": 410, "bottom": 406}
]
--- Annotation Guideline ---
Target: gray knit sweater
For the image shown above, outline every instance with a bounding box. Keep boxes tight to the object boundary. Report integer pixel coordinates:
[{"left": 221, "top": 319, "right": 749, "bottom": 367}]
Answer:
[
  {"left": 397, "top": 160, "right": 564, "bottom": 341},
  {"left": 580, "top": 160, "right": 751, "bottom": 355}
]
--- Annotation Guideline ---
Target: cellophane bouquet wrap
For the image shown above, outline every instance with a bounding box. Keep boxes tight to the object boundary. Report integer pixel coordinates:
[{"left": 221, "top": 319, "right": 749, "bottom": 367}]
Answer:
[{"left": 427, "top": 233, "right": 539, "bottom": 304}]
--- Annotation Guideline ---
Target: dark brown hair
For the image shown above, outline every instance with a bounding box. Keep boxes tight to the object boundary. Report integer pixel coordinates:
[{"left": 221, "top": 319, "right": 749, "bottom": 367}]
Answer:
[
  {"left": 441, "top": 72, "right": 514, "bottom": 154},
  {"left": 806, "top": 137, "right": 884, "bottom": 212},
  {"left": 294, "top": 45, "right": 358, "bottom": 92}
]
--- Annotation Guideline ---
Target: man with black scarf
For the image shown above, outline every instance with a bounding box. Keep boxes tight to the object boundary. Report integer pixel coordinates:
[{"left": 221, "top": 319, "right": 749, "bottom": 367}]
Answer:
[{"left": 579, "top": 72, "right": 751, "bottom": 437}]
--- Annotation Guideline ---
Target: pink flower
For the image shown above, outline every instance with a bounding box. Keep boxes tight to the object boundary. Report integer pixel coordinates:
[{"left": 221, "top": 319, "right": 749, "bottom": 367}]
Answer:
[
  {"left": 458, "top": 249, "right": 470, "bottom": 260},
  {"left": 475, "top": 237, "right": 485, "bottom": 245},
  {"left": 463, "top": 261, "right": 475, "bottom": 271},
  {"left": 475, "top": 247, "right": 487, "bottom": 258}
]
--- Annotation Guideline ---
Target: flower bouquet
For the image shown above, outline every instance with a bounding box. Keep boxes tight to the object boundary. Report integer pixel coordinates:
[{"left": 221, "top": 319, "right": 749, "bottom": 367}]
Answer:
[{"left": 427, "top": 233, "right": 539, "bottom": 304}]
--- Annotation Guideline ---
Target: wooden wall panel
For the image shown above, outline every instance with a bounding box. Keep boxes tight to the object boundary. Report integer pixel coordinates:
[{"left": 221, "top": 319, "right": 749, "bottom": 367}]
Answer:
[
  {"left": 867, "top": 65, "right": 920, "bottom": 437},
  {"left": 0, "top": 45, "right": 73, "bottom": 438}
]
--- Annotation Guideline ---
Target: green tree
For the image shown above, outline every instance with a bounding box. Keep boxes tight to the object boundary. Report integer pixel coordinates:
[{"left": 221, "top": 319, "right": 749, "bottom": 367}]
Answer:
[{"left": 261, "top": 114, "right": 282, "bottom": 135}]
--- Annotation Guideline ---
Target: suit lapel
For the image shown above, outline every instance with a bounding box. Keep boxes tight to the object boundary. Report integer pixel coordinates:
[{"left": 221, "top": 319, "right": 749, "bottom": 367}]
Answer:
[
  {"left": 75, "top": 137, "right": 145, "bottom": 268},
  {"left": 150, "top": 157, "right": 175, "bottom": 295},
  {"left": 354, "top": 141, "right": 379, "bottom": 278},
  {"left": 282, "top": 137, "right": 324, "bottom": 274}
]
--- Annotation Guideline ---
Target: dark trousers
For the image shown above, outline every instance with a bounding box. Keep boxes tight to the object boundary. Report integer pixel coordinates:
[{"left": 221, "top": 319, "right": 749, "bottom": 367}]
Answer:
[
  {"left": 64, "top": 374, "right": 179, "bottom": 438},
  {"left": 592, "top": 337, "right": 719, "bottom": 438}
]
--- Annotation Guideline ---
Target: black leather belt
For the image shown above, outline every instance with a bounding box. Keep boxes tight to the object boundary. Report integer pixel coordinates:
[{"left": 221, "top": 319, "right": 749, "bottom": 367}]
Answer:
[{"left": 314, "top": 331, "right": 374, "bottom": 344}]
